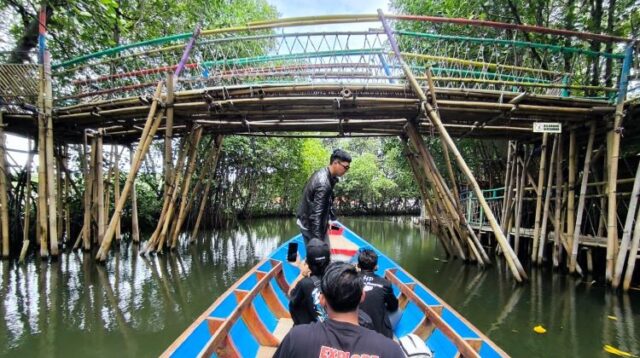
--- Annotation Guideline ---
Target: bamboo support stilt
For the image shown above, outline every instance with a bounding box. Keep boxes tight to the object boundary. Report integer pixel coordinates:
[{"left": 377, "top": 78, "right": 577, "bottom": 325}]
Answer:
[
  {"left": 514, "top": 147, "right": 530, "bottom": 256},
  {"left": 158, "top": 127, "right": 202, "bottom": 251},
  {"left": 114, "top": 147, "right": 121, "bottom": 241},
  {"left": 532, "top": 133, "right": 549, "bottom": 263},
  {"left": 129, "top": 145, "right": 140, "bottom": 243},
  {"left": 622, "top": 196, "right": 640, "bottom": 290},
  {"left": 501, "top": 141, "right": 515, "bottom": 227},
  {"left": 96, "top": 132, "right": 105, "bottom": 245},
  {"left": 37, "top": 73, "right": 49, "bottom": 258},
  {"left": 19, "top": 140, "right": 34, "bottom": 262},
  {"left": 81, "top": 135, "right": 94, "bottom": 250},
  {"left": 612, "top": 161, "right": 640, "bottom": 288},
  {"left": 168, "top": 127, "right": 204, "bottom": 249},
  {"left": 606, "top": 121, "right": 621, "bottom": 282},
  {"left": 146, "top": 131, "right": 189, "bottom": 253},
  {"left": 567, "top": 130, "right": 576, "bottom": 251},
  {"left": 96, "top": 82, "right": 164, "bottom": 261},
  {"left": 0, "top": 112, "right": 9, "bottom": 258},
  {"left": 570, "top": 122, "right": 596, "bottom": 273},
  {"left": 164, "top": 74, "right": 175, "bottom": 198},
  {"left": 380, "top": 12, "right": 513, "bottom": 274},
  {"left": 553, "top": 135, "right": 564, "bottom": 268},
  {"left": 537, "top": 135, "right": 558, "bottom": 263},
  {"left": 45, "top": 100, "right": 58, "bottom": 257},
  {"left": 56, "top": 148, "right": 63, "bottom": 243},
  {"left": 405, "top": 126, "right": 467, "bottom": 260}
]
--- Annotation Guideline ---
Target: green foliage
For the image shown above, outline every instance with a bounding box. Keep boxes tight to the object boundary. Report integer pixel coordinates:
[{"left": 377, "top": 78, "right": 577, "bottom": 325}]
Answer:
[{"left": 1, "top": 0, "right": 277, "bottom": 62}]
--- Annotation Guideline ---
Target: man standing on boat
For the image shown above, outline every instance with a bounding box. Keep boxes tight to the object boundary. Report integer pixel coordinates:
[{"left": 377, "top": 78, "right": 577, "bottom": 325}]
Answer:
[
  {"left": 274, "top": 262, "right": 404, "bottom": 358},
  {"left": 296, "top": 149, "right": 351, "bottom": 247}
]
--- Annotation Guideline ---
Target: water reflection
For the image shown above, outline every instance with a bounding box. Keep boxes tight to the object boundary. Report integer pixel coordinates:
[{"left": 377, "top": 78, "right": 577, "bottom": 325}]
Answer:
[
  {"left": 0, "top": 217, "right": 638, "bottom": 357},
  {"left": 0, "top": 219, "right": 297, "bottom": 357}
]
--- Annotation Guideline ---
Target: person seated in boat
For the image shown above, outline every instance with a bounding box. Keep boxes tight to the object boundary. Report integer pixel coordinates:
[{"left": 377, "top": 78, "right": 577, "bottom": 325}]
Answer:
[
  {"left": 275, "top": 261, "right": 404, "bottom": 358},
  {"left": 357, "top": 248, "right": 399, "bottom": 338},
  {"left": 296, "top": 149, "right": 351, "bottom": 247},
  {"left": 288, "top": 238, "right": 330, "bottom": 325}
]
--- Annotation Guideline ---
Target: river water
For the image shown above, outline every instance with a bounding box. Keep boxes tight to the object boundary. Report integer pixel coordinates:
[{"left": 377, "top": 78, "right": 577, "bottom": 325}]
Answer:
[{"left": 0, "top": 216, "right": 638, "bottom": 357}]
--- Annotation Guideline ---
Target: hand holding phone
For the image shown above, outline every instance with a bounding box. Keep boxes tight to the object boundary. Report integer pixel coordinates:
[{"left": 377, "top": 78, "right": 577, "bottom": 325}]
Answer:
[{"left": 287, "top": 242, "right": 298, "bottom": 262}]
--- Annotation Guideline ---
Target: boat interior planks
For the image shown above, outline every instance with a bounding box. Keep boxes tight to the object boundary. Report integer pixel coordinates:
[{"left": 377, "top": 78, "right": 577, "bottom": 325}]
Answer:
[{"left": 162, "top": 223, "right": 509, "bottom": 357}]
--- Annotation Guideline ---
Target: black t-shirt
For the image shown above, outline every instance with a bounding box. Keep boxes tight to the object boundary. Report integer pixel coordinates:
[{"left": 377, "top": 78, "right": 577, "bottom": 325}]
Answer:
[
  {"left": 359, "top": 271, "right": 399, "bottom": 338},
  {"left": 273, "top": 319, "right": 404, "bottom": 358},
  {"left": 289, "top": 276, "right": 327, "bottom": 325}
]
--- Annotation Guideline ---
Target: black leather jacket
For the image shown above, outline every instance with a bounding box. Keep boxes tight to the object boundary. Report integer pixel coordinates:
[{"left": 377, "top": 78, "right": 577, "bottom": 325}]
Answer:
[{"left": 296, "top": 167, "right": 338, "bottom": 240}]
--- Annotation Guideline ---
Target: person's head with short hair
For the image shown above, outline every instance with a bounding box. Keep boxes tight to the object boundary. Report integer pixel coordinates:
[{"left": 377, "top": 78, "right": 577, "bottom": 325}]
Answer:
[
  {"left": 305, "top": 238, "right": 331, "bottom": 277},
  {"left": 357, "top": 248, "right": 378, "bottom": 272},
  {"left": 328, "top": 149, "right": 351, "bottom": 177},
  {"left": 320, "top": 262, "right": 364, "bottom": 313}
]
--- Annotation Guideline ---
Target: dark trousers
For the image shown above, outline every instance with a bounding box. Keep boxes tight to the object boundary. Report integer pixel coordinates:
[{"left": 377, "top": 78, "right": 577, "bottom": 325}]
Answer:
[{"left": 300, "top": 227, "right": 330, "bottom": 248}]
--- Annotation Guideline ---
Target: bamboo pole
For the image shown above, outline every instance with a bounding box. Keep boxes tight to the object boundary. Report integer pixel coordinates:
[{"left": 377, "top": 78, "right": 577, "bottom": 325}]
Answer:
[
  {"left": 379, "top": 10, "right": 524, "bottom": 280},
  {"left": 37, "top": 68, "right": 49, "bottom": 258},
  {"left": 158, "top": 127, "right": 202, "bottom": 251},
  {"left": 129, "top": 145, "right": 140, "bottom": 243},
  {"left": 537, "top": 135, "right": 558, "bottom": 263},
  {"left": 81, "top": 134, "right": 94, "bottom": 250},
  {"left": 63, "top": 145, "right": 70, "bottom": 244},
  {"left": 19, "top": 140, "right": 34, "bottom": 262},
  {"left": 501, "top": 141, "right": 515, "bottom": 226},
  {"left": 45, "top": 88, "right": 58, "bottom": 256},
  {"left": 0, "top": 112, "right": 9, "bottom": 258},
  {"left": 425, "top": 69, "right": 461, "bottom": 208},
  {"left": 609, "top": 44, "right": 634, "bottom": 283},
  {"left": 622, "top": 198, "right": 640, "bottom": 290},
  {"left": 514, "top": 147, "right": 530, "bottom": 255},
  {"left": 184, "top": 135, "right": 224, "bottom": 244},
  {"left": 168, "top": 127, "right": 204, "bottom": 248},
  {"left": 145, "top": 131, "right": 188, "bottom": 252},
  {"left": 55, "top": 148, "right": 63, "bottom": 243},
  {"left": 96, "top": 131, "right": 105, "bottom": 245},
  {"left": 165, "top": 74, "right": 175, "bottom": 198},
  {"left": 96, "top": 81, "right": 165, "bottom": 261},
  {"left": 567, "top": 130, "right": 576, "bottom": 250},
  {"left": 114, "top": 146, "right": 121, "bottom": 241},
  {"left": 553, "top": 134, "right": 564, "bottom": 268},
  {"left": 406, "top": 126, "right": 467, "bottom": 260},
  {"left": 612, "top": 161, "right": 640, "bottom": 288},
  {"left": 532, "top": 133, "right": 549, "bottom": 262}
]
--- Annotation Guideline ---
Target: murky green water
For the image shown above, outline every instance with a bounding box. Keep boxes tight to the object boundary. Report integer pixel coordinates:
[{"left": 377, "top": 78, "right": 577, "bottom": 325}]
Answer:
[{"left": 1, "top": 217, "right": 638, "bottom": 357}]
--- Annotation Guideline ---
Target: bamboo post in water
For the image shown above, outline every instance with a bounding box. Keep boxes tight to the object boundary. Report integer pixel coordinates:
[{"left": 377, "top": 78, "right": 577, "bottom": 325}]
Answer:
[
  {"left": 168, "top": 127, "right": 204, "bottom": 248},
  {"left": 114, "top": 147, "right": 121, "bottom": 241},
  {"left": 514, "top": 147, "right": 530, "bottom": 255},
  {"left": 537, "top": 135, "right": 558, "bottom": 263},
  {"left": 379, "top": 9, "right": 523, "bottom": 279},
  {"left": 607, "top": 44, "right": 634, "bottom": 283},
  {"left": 129, "top": 145, "right": 140, "bottom": 243},
  {"left": 164, "top": 74, "right": 175, "bottom": 198},
  {"left": 96, "top": 131, "right": 105, "bottom": 245},
  {"left": 96, "top": 81, "right": 165, "bottom": 261},
  {"left": 19, "top": 140, "right": 34, "bottom": 262},
  {"left": 612, "top": 161, "right": 640, "bottom": 288},
  {"left": 567, "top": 130, "right": 576, "bottom": 250},
  {"left": 570, "top": 121, "right": 596, "bottom": 273},
  {"left": 158, "top": 127, "right": 202, "bottom": 251},
  {"left": 532, "top": 133, "right": 549, "bottom": 263},
  {"left": 0, "top": 112, "right": 9, "bottom": 258},
  {"left": 81, "top": 134, "right": 95, "bottom": 250},
  {"left": 37, "top": 67, "right": 49, "bottom": 258},
  {"left": 623, "top": 197, "right": 640, "bottom": 290},
  {"left": 553, "top": 134, "right": 564, "bottom": 268}
]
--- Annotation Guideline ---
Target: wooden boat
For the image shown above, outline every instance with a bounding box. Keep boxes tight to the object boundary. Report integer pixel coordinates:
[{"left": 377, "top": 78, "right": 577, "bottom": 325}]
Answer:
[{"left": 163, "top": 223, "right": 509, "bottom": 357}]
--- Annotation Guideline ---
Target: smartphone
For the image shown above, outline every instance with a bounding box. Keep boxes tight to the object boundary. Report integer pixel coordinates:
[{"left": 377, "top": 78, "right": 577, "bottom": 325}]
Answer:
[{"left": 287, "top": 242, "right": 298, "bottom": 262}]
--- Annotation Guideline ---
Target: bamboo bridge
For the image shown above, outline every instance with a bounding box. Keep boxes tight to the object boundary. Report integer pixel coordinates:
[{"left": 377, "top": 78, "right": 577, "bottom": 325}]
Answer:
[{"left": 0, "top": 11, "right": 639, "bottom": 289}]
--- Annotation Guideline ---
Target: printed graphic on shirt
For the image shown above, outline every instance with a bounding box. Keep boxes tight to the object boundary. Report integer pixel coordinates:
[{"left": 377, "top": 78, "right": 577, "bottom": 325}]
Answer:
[
  {"left": 312, "top": 286, "right": 328, "bottom": 322},
  {"left": 319, "top": 345, "right": 380, "bottom": 358}
]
